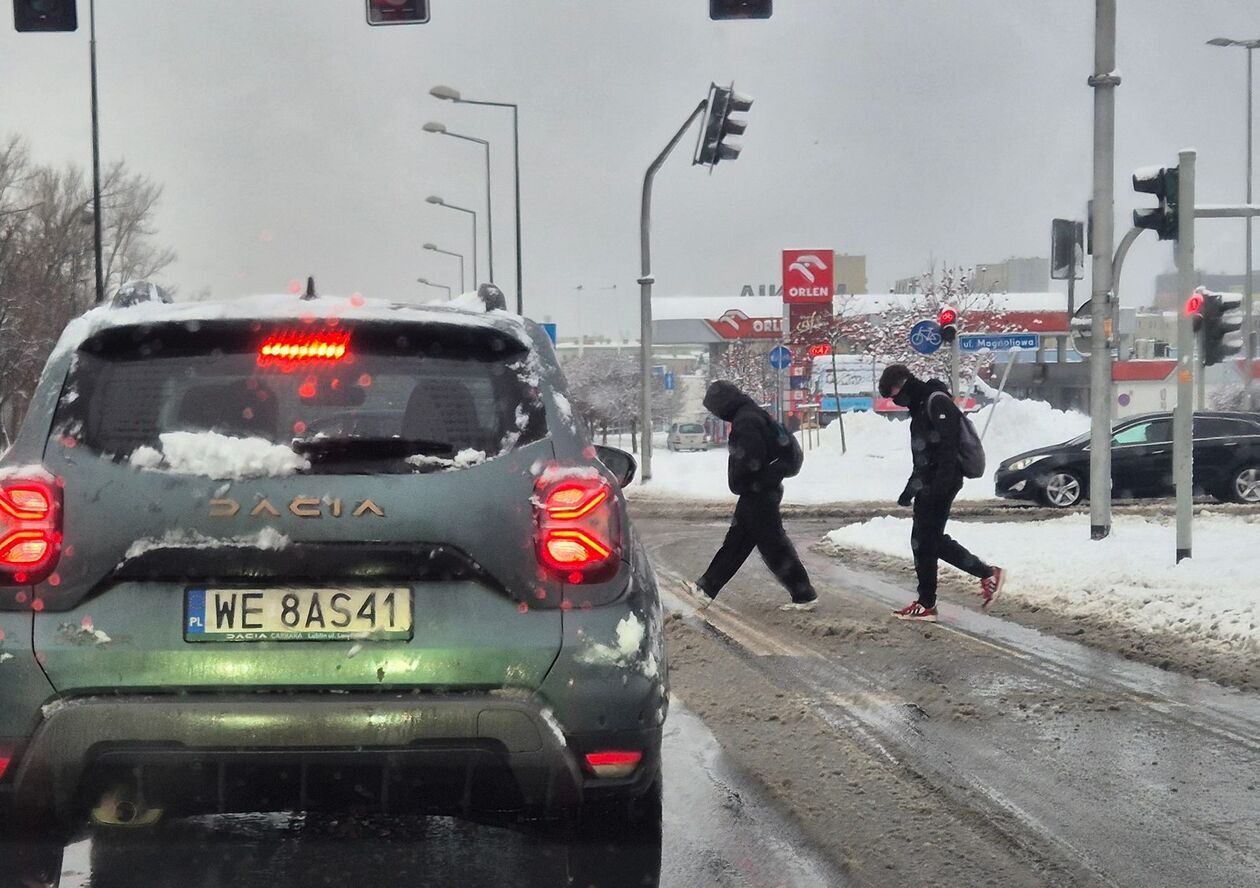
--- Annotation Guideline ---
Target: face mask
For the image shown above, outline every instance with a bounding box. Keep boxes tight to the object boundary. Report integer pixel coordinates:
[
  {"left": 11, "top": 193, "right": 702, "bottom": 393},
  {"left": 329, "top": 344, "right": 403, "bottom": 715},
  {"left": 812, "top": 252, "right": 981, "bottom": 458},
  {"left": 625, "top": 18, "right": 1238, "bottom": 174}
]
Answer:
[{"left": 892, "top": 386, "right": 913, "bottom": 408}]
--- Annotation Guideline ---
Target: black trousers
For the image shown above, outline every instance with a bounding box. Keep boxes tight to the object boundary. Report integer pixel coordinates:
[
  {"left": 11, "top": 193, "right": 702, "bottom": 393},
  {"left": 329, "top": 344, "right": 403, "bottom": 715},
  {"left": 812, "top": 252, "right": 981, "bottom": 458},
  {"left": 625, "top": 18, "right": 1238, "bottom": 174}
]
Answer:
[
  {"left": 912, "top": 483, "right": 991, "bottom": 608},
  {"left": 699, "top": 487, "right": 816, "bottom": 603}
]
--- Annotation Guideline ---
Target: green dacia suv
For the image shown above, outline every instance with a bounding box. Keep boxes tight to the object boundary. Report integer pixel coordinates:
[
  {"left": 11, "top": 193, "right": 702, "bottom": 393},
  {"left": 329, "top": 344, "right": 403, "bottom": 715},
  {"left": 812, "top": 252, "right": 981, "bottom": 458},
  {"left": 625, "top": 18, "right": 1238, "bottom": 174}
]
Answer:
[{"left": 0, "top": 284, "right": 666, "bottom": 834}]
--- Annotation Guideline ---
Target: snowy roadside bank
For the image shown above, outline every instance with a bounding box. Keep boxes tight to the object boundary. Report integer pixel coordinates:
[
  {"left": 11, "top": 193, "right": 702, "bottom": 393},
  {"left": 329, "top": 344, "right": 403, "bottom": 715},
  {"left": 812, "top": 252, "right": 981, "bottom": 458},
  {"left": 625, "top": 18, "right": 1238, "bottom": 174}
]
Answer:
[
  {"left": 627, "top": 398, "right": 1088, "bottom": 504},
  {"left": 821, "top": 513, "right": 1260, "bottom": 683}
]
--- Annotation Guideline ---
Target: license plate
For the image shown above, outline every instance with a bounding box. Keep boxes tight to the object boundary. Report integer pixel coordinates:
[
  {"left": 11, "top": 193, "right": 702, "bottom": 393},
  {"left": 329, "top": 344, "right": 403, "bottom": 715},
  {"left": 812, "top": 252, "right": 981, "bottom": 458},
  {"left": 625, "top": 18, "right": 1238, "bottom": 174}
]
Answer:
[{"left": 185, "top": 587, "right": 412, "bottom": 642}]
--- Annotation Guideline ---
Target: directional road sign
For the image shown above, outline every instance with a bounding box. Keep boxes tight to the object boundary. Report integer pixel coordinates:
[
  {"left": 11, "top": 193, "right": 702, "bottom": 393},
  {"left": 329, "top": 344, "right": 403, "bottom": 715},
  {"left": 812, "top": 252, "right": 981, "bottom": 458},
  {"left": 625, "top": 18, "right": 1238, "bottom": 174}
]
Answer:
[
  {"left": 959, "top": 332, "right": 1040, "bottom": 353},
  {"left": 768, "top": 345, "right": 792, "bottom": 369}
]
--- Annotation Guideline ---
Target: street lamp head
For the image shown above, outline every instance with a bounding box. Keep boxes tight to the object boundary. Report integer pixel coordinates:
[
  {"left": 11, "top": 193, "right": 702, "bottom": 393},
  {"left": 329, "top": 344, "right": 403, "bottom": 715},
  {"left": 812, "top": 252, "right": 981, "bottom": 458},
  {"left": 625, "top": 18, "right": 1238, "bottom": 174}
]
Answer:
[
  {"left": 417, "top": 277, "right": 431, "bottom": 285},
  {"left": 1208, "top": 37, "right": 1238, "bottom": 47},
  {"left": 425, "top": 196, "right": 445, "bottom": 206},
  {"left": 422, "top": 121, "right": 447, "bottom": 134},
  {"left": 423, "top": 243, "right": 437, "bottom": 251},
  {"left": 430, "top": 85, "right": 462, "bottom": 102}
]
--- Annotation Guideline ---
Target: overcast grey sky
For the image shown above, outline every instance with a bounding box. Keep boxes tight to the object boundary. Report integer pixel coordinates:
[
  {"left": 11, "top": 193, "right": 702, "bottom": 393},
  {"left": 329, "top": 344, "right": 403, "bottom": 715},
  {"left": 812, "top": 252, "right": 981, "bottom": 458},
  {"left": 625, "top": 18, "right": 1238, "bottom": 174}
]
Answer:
[{"left": 2, "top": 1, "right": 1257, "bottom": 336}]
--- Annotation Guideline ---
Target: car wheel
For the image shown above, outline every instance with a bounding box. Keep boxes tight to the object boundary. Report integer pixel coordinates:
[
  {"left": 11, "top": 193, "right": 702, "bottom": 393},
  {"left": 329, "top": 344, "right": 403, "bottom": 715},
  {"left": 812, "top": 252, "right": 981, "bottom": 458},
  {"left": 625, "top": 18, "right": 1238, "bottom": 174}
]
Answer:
[
  {"left": 1040, "top": 470, "right": 1084, "bottom": 508},
  {"left": 1228, "top": 465, "right": 1260, "bottom": 504}
]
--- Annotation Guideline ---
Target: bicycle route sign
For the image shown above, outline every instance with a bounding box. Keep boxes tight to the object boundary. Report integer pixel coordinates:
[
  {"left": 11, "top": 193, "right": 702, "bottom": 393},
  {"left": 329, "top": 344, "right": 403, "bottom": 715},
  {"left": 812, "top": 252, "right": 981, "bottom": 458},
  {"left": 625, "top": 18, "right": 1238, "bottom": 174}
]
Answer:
[{"left": 909, "top": 320, "right": 942, "bottom": 355}]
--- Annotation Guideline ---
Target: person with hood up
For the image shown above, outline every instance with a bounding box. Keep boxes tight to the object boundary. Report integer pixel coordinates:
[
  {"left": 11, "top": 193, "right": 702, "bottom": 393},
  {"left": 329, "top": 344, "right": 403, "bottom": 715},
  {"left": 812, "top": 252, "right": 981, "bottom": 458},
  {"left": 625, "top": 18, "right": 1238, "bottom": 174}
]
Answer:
[
  {"left": 877, "top": 364, "right": 1005, "bottom": 622},
  {"left": 683, "top": 380, "right": 820, "bottom": 612}
]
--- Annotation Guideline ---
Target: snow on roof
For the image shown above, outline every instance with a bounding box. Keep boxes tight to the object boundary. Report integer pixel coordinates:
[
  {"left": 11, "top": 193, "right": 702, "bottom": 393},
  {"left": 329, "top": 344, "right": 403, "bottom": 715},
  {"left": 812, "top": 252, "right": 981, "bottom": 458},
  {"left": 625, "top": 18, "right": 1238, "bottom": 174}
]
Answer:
[
  {"left": 652, "top": 292, "right": 1067, "bottom": 321},
  {"left": 51, "top": 293, "right": 526, "bottom": 361}
]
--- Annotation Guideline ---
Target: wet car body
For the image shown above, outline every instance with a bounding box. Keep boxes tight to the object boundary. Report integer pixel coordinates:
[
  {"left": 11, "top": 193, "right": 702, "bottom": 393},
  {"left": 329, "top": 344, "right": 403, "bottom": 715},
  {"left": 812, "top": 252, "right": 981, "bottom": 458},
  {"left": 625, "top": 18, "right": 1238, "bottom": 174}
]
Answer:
[
  {"left": 0, "top": 290, "right": 667, "bottom": 831},
  {"left": 995, "top": 410, "right": 1260, "bottom": 507}
]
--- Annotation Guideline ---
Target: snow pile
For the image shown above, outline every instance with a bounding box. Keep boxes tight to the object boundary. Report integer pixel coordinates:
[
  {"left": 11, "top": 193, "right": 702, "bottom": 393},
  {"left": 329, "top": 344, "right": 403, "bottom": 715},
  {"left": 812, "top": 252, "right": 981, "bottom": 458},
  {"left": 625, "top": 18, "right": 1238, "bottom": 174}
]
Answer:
[
  {"left": 125, "top": 527, "right": 291, "bottom": 560},
  {"left": 131, "top": 432, "right": 309, "bottom": 479},
  {"left": 630, "top": 397, "right": 1087, "bottom": 504},
  {"left": 405, "top": 448, "right": 487, "bottom": 471},
  {"left": 825, "top": 513, "right": 1260, "bottom": 653}
]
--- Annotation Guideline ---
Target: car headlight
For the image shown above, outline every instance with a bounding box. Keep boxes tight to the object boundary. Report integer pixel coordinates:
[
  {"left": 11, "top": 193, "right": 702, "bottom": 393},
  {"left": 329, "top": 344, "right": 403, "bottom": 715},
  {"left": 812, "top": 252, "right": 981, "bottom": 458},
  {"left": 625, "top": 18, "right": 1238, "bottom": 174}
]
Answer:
[{"left": 1006, "top": 457, "right": 1040, "bottom": 472}]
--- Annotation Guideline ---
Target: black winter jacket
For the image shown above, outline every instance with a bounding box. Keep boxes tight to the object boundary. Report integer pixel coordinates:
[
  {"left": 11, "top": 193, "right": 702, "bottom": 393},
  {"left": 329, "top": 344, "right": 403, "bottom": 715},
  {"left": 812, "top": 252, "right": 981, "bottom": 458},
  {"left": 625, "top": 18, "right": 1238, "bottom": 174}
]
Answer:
[
  {"left": 898, "top": 376, "right": 964, "bottom": 504},
  {"left": 703, "top": 381, "right": 782, "bottom": 496}
]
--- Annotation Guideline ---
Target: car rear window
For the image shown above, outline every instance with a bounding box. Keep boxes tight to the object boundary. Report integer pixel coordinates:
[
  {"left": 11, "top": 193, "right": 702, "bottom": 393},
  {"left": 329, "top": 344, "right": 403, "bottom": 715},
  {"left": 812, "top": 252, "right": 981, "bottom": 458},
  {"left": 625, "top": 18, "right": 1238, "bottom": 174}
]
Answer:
[
  {"left": 52, "top": 320, "right": 547, "bottom": 472},
  {"left": 678, "top": 423, "right": 704, "bottom": 434}
]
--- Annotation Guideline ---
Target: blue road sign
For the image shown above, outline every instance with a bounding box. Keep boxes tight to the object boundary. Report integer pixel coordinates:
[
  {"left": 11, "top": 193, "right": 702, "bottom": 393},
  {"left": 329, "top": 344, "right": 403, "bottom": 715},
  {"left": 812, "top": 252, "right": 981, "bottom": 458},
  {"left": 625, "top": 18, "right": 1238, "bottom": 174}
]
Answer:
[
  {"left": 664, "top": 372, "right": 676, "bottom": 391},
  {"left": 909, "top": 320, "right": 942, "bottom": 355},
  {"left": 959, "top": 332, "right": 1040, "bottom": 353},
  {"left": 540, "top": 322, "right": 557, "bottom": 345},
  {"left": 768, "top": 345, "right": 792, "bottom": 369}
]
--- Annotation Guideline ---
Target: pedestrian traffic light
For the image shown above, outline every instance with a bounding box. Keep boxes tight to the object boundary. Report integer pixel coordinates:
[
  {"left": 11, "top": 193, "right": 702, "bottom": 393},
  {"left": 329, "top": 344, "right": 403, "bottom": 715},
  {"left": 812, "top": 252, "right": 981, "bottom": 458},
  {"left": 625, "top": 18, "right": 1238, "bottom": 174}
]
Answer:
[
  {"left": 694, "top": 83, "right": 753, "bottom": 167},
  {"left": 710, "top": 0, "right": 772, "bottom": 19},
  {"left": 1199, "top": 289, "right": 1245, "bottom": 366},
  {"left": 12, "top": 0, "right": 77, "bottom": 31},
  {"left": 365, "top": 0, "right": 429, "bottom": 26},
  {"left": 1132, "top": 164, "right": 1180, "bottom": 240},
  {"left": 938, "top": 306, "right": 958, "bottom": 343},
  {"left": 1185, "top": 291, "right": 1205, "bottom": 333}
]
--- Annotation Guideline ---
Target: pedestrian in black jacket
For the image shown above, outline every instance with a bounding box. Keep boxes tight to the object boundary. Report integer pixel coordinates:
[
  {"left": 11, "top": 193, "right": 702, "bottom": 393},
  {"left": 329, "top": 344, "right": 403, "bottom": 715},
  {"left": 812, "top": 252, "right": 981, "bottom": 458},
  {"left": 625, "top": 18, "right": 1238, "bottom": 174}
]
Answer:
[
  {"left": 683, "top": 381, "right": 819, "bottom": 612},
  {"left": 878, "top": 365, "right": 1005, "bottom": 622}
]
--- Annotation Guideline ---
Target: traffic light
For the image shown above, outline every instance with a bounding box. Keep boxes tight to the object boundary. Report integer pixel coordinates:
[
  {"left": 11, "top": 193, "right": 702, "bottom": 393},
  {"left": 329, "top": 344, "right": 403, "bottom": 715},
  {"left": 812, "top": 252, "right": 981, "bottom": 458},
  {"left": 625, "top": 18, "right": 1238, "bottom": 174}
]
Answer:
[
  {"left": 938, "top": 306, "right": 958, "bottom": 343},
  {"left": 694, "top": 83, "right": 753, "bottom": 167},
  {"left": 710, "top": 0, "right": 772, "bottom": 19},
  {"left": 12, "top": 0, "right": 77, "bottom": 32},
  {"left": 1199, "top": 289, "right": 1244, "bottom": 366},
  {"left": 1132, "top": 164, "right": 1180, "bottom": 240},
  {"left": 365, "top": 0, "right": 429, "bottom": 25},
  {"left": 1185, "top": 291, "right": 1205, "bottom": 333}
]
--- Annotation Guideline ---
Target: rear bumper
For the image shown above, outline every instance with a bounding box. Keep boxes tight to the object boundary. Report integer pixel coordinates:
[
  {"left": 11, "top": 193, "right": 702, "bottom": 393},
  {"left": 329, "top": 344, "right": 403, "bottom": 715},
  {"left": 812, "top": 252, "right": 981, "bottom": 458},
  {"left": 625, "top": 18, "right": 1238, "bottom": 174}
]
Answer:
[{"left": 5, "top": 692, "right": 660, "bottom": 821}]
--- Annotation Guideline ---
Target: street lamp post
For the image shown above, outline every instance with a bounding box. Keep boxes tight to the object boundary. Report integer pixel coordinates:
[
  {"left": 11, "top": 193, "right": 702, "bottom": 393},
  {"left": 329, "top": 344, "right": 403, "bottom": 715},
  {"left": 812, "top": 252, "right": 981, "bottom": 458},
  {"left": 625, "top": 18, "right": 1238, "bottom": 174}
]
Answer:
[
  {"left": 89, "top": 0, "right": 105, "bottom": 305},
  {"left": 431, "top": 86, "right": 523, "bottom": 315},
  {"left": 416, "top": 277, "right": 452, "bottom": 300},
  {"left": 1207, "top": 37, "right": 1260, "bottom": 401},
  {"left": 426, "top": 196, "right": 478, "bottom": 286},
  {"left": 423, "top": 122, "right": 494, "bottom": 284},
  {"left": 424, "top": 242, "right": 465, "bottom": 293}
]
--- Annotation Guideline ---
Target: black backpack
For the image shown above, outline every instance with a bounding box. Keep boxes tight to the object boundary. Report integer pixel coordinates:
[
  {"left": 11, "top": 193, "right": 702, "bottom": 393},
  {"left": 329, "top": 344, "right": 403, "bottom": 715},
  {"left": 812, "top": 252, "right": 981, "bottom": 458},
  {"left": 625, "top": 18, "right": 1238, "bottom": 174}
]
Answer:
[{"left": 766, "top": 418, "right": 805, "bottom": 478}]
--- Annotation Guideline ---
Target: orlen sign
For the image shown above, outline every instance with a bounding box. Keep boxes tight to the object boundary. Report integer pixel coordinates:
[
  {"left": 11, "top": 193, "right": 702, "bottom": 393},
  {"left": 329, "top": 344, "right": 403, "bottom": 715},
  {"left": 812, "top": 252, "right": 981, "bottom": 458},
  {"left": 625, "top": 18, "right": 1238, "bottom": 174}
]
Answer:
[
  {"left": 705, "top": 309, "right": 783, "bottom": 340},
  {"left": 782, "top": 249, "right": 834, "bottom": 304}
]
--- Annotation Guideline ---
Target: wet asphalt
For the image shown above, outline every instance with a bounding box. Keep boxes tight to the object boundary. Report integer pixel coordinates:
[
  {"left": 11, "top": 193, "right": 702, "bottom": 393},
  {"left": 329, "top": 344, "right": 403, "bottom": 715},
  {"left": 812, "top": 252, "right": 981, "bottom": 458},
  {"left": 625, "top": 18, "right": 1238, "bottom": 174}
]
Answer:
[{"left": 1, "top": 704, "right": 843, "bottom": 888}]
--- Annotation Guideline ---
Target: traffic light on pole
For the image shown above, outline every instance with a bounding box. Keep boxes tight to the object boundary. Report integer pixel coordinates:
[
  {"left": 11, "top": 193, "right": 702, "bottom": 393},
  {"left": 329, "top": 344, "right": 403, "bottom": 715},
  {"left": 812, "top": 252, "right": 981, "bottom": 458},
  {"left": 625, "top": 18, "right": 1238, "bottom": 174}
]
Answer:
[
  {"left": 1132, "top": 165, "right": 1180, "bottom": 240},
  {"left": 694, "top": 83, "right": 753, "bottom": 167},
  {"left": 365, "top": 0, "right": 429, "bottom": 25},
  {"left": 12, "top": 0, "right": 77, "bottom": 31},
  {"left": 710, "top": 0, "right": 772, "bottom": 19},
  {"left": 1199, "top": 289, "right": 1244, "bottom": 366},
  {"left": 938, "top": 306, "right": 958, "bottom": 343},
  {"left": 1185, "top": 291, "right": 1205, "bottom": 333}
]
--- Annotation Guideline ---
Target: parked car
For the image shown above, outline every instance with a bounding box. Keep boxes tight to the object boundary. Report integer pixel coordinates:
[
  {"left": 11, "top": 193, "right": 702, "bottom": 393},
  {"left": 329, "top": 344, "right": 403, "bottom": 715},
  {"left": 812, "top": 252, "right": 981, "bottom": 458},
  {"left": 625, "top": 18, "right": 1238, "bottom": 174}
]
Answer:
[
  {"left": 0, "top": 284, "right": 666, "bottom": 835},
  {"left": 995, "top": 411, "right": 1260, "bottom": 507},
  {"left": 666, "top": 421, "right": 708, "bottom": 452}
]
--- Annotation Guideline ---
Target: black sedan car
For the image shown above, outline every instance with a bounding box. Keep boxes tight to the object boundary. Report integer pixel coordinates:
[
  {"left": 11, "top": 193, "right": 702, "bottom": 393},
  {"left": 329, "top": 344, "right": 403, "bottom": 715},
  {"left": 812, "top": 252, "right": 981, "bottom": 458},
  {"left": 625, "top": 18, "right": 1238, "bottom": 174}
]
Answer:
[{"left": 995, "top": 411, "right": 1260, "bottom": 507}]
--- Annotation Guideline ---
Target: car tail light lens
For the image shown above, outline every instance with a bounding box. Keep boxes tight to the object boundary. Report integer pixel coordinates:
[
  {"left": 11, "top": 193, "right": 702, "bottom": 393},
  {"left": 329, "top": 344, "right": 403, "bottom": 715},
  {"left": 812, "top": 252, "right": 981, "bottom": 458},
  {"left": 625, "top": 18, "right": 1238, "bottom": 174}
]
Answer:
[
  {"left": 584, "top": 750, "right": 642, "bottom": 779},
  {"left": 535, "top": 473, "right": 620, "bottom": 583},
  {"left": 258, "top": 330, "right": 351, "bottom": 366},
  {"left": 0, "top": 479, "right": 62, "bottom": 585}
]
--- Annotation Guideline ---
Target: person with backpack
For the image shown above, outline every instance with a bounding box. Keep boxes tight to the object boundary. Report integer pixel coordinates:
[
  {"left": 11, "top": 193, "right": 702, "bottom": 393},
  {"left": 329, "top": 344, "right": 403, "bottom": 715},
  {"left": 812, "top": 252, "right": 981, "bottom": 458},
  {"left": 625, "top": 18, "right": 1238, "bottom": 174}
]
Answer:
[
  {"left": 877, "top": 364, "right": 1005, "bottom": 622},
  {"left": 683, "top": 380, "right": 820, "bottom": 612}
]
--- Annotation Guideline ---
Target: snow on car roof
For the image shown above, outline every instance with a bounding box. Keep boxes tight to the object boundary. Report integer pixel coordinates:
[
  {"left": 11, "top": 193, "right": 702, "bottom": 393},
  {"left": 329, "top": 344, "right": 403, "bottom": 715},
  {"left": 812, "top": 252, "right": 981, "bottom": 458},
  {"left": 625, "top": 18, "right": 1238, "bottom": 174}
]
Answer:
[{"left": 51, "top": 293, "right": 528, "bottom": 361}]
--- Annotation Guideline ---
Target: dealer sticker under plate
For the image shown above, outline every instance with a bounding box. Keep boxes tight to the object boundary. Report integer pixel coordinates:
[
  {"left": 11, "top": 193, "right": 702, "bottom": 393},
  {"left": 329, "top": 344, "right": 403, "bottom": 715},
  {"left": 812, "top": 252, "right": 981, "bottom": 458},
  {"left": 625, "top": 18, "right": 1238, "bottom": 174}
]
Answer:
[{"left": 185, "top": 587, "right": 412, "bottom": 642}]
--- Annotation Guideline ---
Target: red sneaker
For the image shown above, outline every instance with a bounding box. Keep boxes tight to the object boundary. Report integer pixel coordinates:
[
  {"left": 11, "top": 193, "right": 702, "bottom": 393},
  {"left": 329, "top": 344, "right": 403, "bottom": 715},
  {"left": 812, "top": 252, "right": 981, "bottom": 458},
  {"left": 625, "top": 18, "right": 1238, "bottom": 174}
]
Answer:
[
  {"left": 980, "top": 567, "right": 1005, "bottom": 609},
  {"left": 892, "top": 601, "right": 938, "bottom": 622}
]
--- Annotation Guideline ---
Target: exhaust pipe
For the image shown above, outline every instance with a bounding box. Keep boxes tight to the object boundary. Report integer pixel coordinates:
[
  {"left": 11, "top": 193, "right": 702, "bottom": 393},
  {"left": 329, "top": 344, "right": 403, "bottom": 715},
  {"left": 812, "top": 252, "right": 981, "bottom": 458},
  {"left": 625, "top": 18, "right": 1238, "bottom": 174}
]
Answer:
[{"left": 90, "top": 782, "right": 164, "bottom": 828}]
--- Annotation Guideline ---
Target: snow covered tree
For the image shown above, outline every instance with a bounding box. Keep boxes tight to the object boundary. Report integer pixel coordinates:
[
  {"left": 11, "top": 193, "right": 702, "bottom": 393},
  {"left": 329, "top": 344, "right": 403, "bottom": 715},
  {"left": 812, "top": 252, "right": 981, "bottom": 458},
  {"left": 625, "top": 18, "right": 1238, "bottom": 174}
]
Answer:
[
  {"left": 561, "top": 351, "right": 684, "bottom": 443},
  {"left": 710, "top": 340, "right": 778, "bottom": 406}
]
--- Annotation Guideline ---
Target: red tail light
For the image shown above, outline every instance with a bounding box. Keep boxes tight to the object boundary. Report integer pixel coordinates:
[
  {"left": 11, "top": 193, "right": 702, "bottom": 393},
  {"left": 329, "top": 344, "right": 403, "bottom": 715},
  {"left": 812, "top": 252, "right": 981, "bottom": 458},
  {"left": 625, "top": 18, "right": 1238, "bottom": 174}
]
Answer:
[
  {"left": 584, "top": 750, "right": 642, "bottom": 779},
  {"left": 258, "top": 330, "right": 351, "bottom": 366},
  {"left": 0, "top": 753, "right": 11, "bottom": 781},
  {"left": 535, "top": 472, "right": 620, "bottom": 582},
  {"left": 0, "top": 479, "right": 62, "bottom": 585}
]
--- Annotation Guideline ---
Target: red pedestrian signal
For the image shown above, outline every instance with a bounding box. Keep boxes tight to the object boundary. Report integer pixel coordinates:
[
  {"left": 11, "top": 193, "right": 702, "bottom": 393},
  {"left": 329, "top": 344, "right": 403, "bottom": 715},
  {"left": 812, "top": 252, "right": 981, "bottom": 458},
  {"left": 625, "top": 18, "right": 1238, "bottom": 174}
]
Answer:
[
  {"left": 938, "top": 306, "right": 959, "bottom": 343},
  {"left": 1185, "top": 293, "right": 1204, "bottom": 315}
]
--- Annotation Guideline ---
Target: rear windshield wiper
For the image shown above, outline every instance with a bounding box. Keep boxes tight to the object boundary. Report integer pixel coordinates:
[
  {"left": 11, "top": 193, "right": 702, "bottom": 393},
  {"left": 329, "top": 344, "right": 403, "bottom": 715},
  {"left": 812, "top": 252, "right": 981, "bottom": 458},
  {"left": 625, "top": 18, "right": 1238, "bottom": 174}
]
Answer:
[{"left": 291, "top": 436, "right": 456, "bottom": 462}]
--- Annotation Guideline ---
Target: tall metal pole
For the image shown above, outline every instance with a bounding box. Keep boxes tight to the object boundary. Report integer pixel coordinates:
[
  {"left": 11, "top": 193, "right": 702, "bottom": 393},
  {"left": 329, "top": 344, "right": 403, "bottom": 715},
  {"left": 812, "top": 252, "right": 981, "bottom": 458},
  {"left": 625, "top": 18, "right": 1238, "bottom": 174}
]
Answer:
[
  {"left": 830, "top": 350, "right": 846, "bottom": 454},
  {"left": 1174, "top": 149, "right": 1197, "bottom": 562},
  {"left": 89, "top": 0, "right": 105, "bottom": 305},
  {"left": 639, "top": 100, "right": 708, "bottom": 484},
  {"left": 511, "top": 105, "right": 522, "bottom": 314},
  {"left": 950, "top": 336, "right": 961, "bottom": 399},
  {"left": 1087, "top": 0, "right": 1119, "bottom": 540},
  {"left": 1247, "top": 47, "right": 1255, "bottom": 402},
  {"left": 483, "top": 141, "right": 494, "bottom": 283}
]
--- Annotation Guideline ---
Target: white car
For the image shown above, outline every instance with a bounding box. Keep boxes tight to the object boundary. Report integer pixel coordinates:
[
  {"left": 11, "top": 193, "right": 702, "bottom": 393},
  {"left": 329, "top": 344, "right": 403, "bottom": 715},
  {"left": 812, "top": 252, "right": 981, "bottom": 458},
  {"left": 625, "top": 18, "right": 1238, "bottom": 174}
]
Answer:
[{"left": 667, "top": 422, "right": 708, "bottom": 452}]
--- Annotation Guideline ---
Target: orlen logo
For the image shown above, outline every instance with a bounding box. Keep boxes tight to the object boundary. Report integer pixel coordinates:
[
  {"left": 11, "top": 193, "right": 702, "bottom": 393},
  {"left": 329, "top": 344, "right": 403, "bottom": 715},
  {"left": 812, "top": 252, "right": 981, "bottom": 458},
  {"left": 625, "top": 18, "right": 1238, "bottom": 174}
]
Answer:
[
  {"left": 705, "top": 309, "right": 783, "bottom": 340},
  {"left": 782, "top": 249, "right": 834, "bottom": 305}
]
